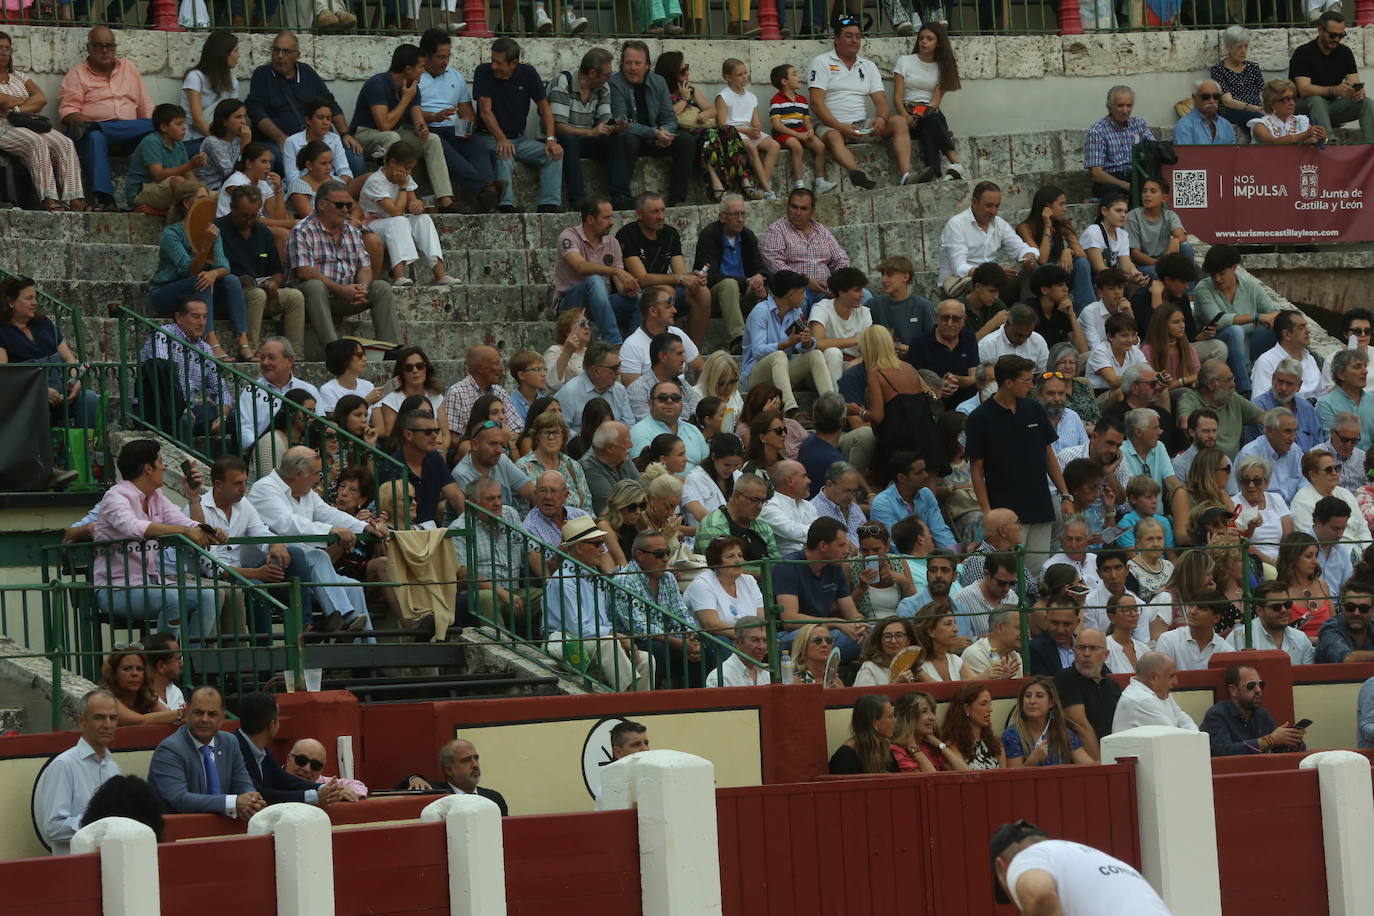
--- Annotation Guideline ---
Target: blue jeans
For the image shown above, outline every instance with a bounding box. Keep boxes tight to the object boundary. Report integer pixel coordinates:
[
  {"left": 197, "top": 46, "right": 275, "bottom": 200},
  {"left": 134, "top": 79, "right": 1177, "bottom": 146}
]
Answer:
[
  {"left": 1070, "top": 256, "right": 1095, "bottom": 314},
  {"left": 558, "top": 131, "right": 635, "bottom": 205},
  {"left": 558, "top": 275, "right": 640, "bottom": 344},
  {"left": 69, "top": 119, "right": 154, "bottom": 203},
  {"left": 780, "top": 626, "right": 862, "bottom": 663},
  {"left": 1217, "top": 322, "right": 1276, "bottom": 395},
  {"left": 97, "top": 584, "right": 217, "bottom": 643},
  {"left": 430, "top": 126, "right": 496, "bottom": 193},
  {"left": 149, "top": 274, "right": 248, "bottom": 336},
  {"left": 471, "top": 134, "right": 563, "bottom": 209}
]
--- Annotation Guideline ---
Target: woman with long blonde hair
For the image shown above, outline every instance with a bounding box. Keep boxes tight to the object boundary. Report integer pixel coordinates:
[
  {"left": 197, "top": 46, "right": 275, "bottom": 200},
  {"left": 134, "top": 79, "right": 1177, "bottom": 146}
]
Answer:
[
  {"left": 1171, "top": 447, "right": 1235, "bottom": 546},
  {"left": 693, "top": 350, "right": 743, "bottom": 433}
]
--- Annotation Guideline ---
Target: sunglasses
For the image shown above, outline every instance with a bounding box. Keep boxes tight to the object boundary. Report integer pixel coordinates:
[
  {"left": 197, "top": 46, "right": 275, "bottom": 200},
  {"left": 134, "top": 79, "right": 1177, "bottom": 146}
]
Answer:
[
  {"left": 636, "top": 548, "right": 669, "bottom": 559},
  {"left": 1238, "top": 476, "right": 1266, "bottom": 486},
  {"left": 292, "top": 754, "right": 325, "bottom": 771},
  {"left": 409, "top": 426, "right": 441, "bottom": 436},
  {"left": 809, "top": 636, "right": 835, "bottom": 645},
  {"left": 1335, "top": 433, "right": 1360, "bottom": 444},
  {"left": 325, "top": 199, "right": 353, "bottom": 211},
  {"left": 1242, "top": 680, "right": 1266, "bottom": 691},
  {"left": 1197, "top": 93, "right": 1221, "bottom": 100},
  {"left": 1324, "top": 28, "right": 1346, "bottom": 39},
  {"left": 1349, "top": 327, "right": 1372, "bottom": 337},
  {"left": 1264, "top": 600, "right": 1293, "bottom": 611},
  {"left": 857, "top": 524, "right": 885, "bottom": 538},
  {"left": 653, "top": 394, "right": 683, "bottom": 403},
  {"left": 767, "top": 425, "right": 786, "bottom": 436},
  {"left": 113, "top": 641, "right": 145, "bottom": 651},
  {"left": 1345, "top": 602, "right": 1374, "bottom": 613},
  {"left": 1216, "top": 464, "right": 1232, "bottom": 473},
  {"left": 1319, "top": 465, "right": 1338, "bottom": 474},
  {"left": 622, "top": 501, "right": 647, "bottom": 512},
  {"left": 1038, "top": 371, "right": 1066, "bottom": 380}
]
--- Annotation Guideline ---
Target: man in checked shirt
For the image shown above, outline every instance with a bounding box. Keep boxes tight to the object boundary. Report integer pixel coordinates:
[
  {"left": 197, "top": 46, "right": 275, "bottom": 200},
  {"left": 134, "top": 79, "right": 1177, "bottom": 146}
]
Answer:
[{"left": 761, "top": 187, "right": 853, "bottom": 311}]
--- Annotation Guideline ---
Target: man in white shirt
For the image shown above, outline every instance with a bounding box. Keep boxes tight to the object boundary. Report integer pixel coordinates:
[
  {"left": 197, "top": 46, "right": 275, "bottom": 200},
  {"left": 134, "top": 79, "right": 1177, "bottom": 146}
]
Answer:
[
  {"left": 938, "top": 181, "right": 1037, "bottom": 297},
  {"left": 247, "top": 446, "right": 387, "bottom": 637},
  {"left": 992, "top": 821, "right": 1171, "bottom": 915},
  {"left": 760, "top": 460, "right": 818, "bottom": 555},
  {"left": 34, "top": 689, "right": 122, "bottom": 854},
  {"left": 1226, "top": 581, "right": 1315, "bottom": 664},
  {"left": 977, "top": 304, "right": 1049, "bottom": 374},
  {"left": 1250, "top": 310, "right": 1322, "bottom": 402},
  {"left": 806, "top": 14, "right": 911, "bottom": 190},
  {"left": 1112, "top": 652, "right": 1199, "bottom": 732},
  {"left": 143, "top": 632, "right": 186, "bottom": 712},
  {"left": 619, "top": 284, "right": 703, "bottom": 384},
  {"left": 237, "top": 336, "right": 322, "bottom": 447},
  {"left": 707, "top": 616, "right": 771, "bottom": 687},
  {"left": 959, "top": 607, "right": 1023, "bottom": 678},
  {"left": 1155, "top": 591, "right": 1231, "bottom": 671}
]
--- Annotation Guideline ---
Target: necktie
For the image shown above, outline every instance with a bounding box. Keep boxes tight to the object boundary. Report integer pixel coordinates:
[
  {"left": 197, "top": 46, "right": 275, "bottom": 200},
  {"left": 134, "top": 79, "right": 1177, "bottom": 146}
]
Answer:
[{"left": 200, "top": 744, "right": 221, "bottom": 795}]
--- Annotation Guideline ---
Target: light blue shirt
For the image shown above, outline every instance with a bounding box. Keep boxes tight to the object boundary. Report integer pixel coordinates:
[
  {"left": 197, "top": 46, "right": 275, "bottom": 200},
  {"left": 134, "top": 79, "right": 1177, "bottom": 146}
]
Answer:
[
  {"left": 895, "top": 581, "right": 963, "bottom": 618},
  {"left": 1172, "top": 108, "right": 1237, "bottom": 146},
  {"left": 1318, "top": 387, "right": 1374, "bottom": 450},
  {"left": 741, "top": 296, "right": 813, "bottom": 380},
  {"left": 1245, "top": 391, "right": 1324, "bottom": 454},
  {"left": 1114, "top": 510, "right": 1175, "bottom": 548},
  {"left": 1050, "top": 408, "right": 1089, "bottom": 455},
  {"left": 1121, "top": 439, "right": 1176, "bottom": 490},
  {"left": 630, "top": 416, "right": 707, "bottom": 471},
  {"left": 1358, "top": 676, "right": 1374, "bottom": 749},
  {"left": 556, "top": 372, "right": 636, "bottom": 435},
  {"left": 418, "top": 66, "right": 472, "bottom": 128},
  {"left": 1228, "top": 435, "right": 1304, "bottom": 503},
  {"left": 1314, "top": 530, "right": 1357, "bottom": 596},
  {"left": 545, "top": 568, "right": 615, "bottom": 638},
  {"left": 33, "top": 737, "right": 122, "bottom": 854},
  {"left": 869, "top": 484, "right": 955, "bottom": 548}
]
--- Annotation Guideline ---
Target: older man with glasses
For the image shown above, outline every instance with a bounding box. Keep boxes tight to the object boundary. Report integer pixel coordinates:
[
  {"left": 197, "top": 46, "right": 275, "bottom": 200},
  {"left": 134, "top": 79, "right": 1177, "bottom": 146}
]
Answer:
[
  {"left": 557, "top": 340, "right": 636, "bottom": 435},
  {"left": 696, "top": 473, "right": 778, "bottom": 571},
  {"left": 910, "top": 299, "right": 980, "bottom": 409},
  {"left": 523, "top": 470, "right": 588, "bottom": 578},
  {"left": 246, "top": 31, "right": 364, "bottom": 176},
  {"left": 1308, "top": 411, "right": 1366, "bottom": 491},
  {"left": 1174, "top": 79, "right": 1238, "bottom": 145},
  {"left": 810, "top": 462, "right": 867, "bottom": 545},
  {"left": 693, "top": 193, "right": 768, "bottom": 352}
]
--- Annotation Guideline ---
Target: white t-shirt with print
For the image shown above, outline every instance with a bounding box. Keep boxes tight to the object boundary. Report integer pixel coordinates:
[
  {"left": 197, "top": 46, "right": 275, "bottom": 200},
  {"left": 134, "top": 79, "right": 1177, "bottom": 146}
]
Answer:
[
  {"left": 1003, "top": 840, "right": 1170, "bottom": 915},
  {"left": 1080, "top": 223, "right": 1132, "bottom": 270}
]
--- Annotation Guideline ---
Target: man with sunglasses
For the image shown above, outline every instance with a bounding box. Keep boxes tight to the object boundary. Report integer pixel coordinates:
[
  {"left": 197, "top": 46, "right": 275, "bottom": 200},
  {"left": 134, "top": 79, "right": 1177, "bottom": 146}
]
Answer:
[
  {"left": 1307, "top": 410, "right": 1365, "bottom": 491},
  {"left": 287, "top": 180, "right": 403, "bottom": 360},
  {"left": 1226, "top": 581, "right": 1314, "bottom": 664},
  {"left": 630, "top": 379, "right": 708, "bottom": 472},
  {"left": 558, "top": 340, "right": 636, "bottom": 436},
  {"left": 612, "top": 530, "right": 699, "bottom": 687},
  {"left": 234, "top": 693, "right": 358, "bottom": 806},
  {"left": 1201, "top": 664, "right": 1306, "bottom": 757},
  {"left": 1174, "top": 79, "right": 1238, "bottom": 145},
  {"left": 285, "top": 738, "right": 368, "bottom": 799},
  {"left": 378, "top": 409, "right": 465, "bottom": 524},
  {"left": 954, "top": 551, "right": 1021, "bottom": 642},
  {"left": 1290, "top": 11, "right": 1374, "bottom": 144},
  {"left": 1317, "top": 579, "right": 1374, "bottom": 663}
]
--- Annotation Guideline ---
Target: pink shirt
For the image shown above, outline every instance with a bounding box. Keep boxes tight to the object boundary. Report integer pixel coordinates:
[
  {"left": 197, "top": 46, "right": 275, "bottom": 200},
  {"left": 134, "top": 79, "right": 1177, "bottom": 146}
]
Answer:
[
  {"left": 58, "top": 59, "right": 153, "bottom": 123},
  {"left": 316, "top": 776, "right": 369, "bottom": 797},
  {"left": 91, "top": 480, "right": 196, "bottom": 587}
]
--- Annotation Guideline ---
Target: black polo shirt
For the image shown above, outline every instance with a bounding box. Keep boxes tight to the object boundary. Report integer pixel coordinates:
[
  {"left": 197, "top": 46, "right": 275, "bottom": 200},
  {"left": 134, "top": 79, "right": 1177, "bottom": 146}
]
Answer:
[
  {"left": 616, "top": 222, "right": 682, "bottom": 276},
  {"left": 216, "top": 215, "right": 282, "bottom": 280},
  {"left": 1055, "top": 665, "right": 1123, "bottom": 742},
  {"left": 1288, "top": 39, "right": 1358, "bottom": 89},
  {"left": 908, "top": 326, "right": 979, "bottom": 406},
  {"left": 377, "top": 449, "right": 449, "bottom": 524},
  {"left": 965, "top": 395, "right": 1058, "bottom": 523}
]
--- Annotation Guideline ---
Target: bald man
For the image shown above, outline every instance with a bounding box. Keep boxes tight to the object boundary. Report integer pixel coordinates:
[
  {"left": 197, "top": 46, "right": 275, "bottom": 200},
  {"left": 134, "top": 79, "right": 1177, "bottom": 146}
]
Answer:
[
  {"left": 959, "top": 508, "right": 1039, "bottom": 601},
  {"left": 283, "top": 738, "right": 368, "bottom": 798},
  {"left": 59, "top": 27, "right": 154, "bottom": 210},
  {"left": 398, "top": 739, "right": 508, "bottom": 815},
  {"left": 445, "top": 345, "right": 523, "bottom": 438},
  {"left": 760, "top": 460, "right": 818, "bottom": 554},
  {"left": 1054, "top": 628, "right": 1121, "bottom": 763}
]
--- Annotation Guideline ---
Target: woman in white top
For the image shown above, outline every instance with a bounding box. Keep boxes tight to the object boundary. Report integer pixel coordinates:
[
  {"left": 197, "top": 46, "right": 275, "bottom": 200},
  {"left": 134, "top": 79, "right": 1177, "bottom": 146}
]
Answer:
[
  {"left": 1290, "top": 449, "right": 1372, "bottom": 545},
  {"left": 808, "top": 267, "right": 873, "bottom": 384},
  {"left": 1234, "top": 455, "right": 1291, "bottom": 567},
  {"left": 682, "top": 433, "right": 745, "bottom": 522},
  {"left": 1080, "top": 191, "right": 1146, "bottom": 286},
  {"left": 181, "top": 31, "right": 240, "bottom": 151},
  {"left": 853, "top": 617, "right": 919, "bottom": 687},
  {"left": 1085, "top": 312, "right": 1147, "bottom": 392},
  {"left": 374, "top": 346, "right": 448, "bottom": 450},
  {"left": 714, "top": 58, "right": 779, "bottom": 199},
  {"left": 1249, "top": 78, "right": 1326, "bottom": 145},
  {"left": 684, "top": 536, "right": 764, "bottom": 640},
  {"left": 892, "top": 22, "right": 965, "bottom": 184},
  {"left": 913, "top": 610, "right": 964, "bottom": 682},
  {"left": 1105, "top": 594, "right": 1150, "bottom": 674},
  {"left": 316, "top": 339, "right": 383, "bottom": 418},
  {"left": 545, "top": 307, "right": 590, "bottom": 391},
  {"left": 693, "top": 350, "right": 743, "bottom": 433}
]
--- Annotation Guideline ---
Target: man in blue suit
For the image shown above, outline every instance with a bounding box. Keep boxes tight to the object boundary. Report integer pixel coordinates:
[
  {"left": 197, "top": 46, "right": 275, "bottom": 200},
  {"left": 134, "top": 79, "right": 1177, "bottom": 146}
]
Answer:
[
  {"left": 1029, "top": 601, "right": 1081, "bottom": 677},
  {"left": 233, "top": 693, "right": 356, "bottom": 806},
  {"left": 147, "top": 685, "right": 264, "bottom": 818}
]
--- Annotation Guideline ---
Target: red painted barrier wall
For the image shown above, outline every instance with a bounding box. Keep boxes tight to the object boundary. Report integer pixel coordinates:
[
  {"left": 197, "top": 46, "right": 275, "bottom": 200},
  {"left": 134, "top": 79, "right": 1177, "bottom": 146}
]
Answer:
[
  {"left": 505, "top": 811, "right": 640, "bottom": 916},
  {"left": 1213, "top": 769, "right": 1327, "bottom": 914},
  {"left": 158, "top": 833, "right": 277, "bottom": 915},
  {"left": 161, "top": 792, "right": 440, "bottom": 842},
  {"left": 716, "top": 762, "right": 1140, "bottom": 916},
  {"left": 333, "top": 821, "right": 450, "bottom": 915},
  {"left": 0, "top": 854, "right": 101, "bottom": 916}
]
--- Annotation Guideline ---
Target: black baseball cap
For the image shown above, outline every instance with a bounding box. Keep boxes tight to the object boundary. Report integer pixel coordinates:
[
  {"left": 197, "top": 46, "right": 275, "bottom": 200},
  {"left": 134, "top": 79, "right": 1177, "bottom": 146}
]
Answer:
[{"left": 989, "top": 820, "right": 1048, "bottom": 904}]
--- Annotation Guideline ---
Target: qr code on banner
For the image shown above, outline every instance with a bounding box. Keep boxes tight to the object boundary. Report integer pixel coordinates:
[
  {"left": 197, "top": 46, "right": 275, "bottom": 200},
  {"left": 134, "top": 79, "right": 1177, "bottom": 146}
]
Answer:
[{"left": 1172, "top": 170, "right": 1208, "bottom": 208}]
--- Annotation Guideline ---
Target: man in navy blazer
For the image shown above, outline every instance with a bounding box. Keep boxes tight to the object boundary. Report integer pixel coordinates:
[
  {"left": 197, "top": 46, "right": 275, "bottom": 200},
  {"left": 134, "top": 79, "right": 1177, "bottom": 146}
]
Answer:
[
  {"left": 1029, "top": 602, "right": 1081, "bottom": 676},
  {"left": 147, "top": 685, "right": 264, "bottom": 818},
  {"left": 234, "top": 693, "right": 355, "bottom": 806},
  {"left": 396, "top": 738, "right": 509, "bottom": 815}
]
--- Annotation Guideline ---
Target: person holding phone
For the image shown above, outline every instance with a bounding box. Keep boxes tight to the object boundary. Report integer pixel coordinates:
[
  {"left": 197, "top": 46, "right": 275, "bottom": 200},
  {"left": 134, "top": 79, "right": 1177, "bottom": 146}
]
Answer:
[
  {"left": 1288, "top": 11, "right": 1374, "bottom": 144},
  {"left": 1200, "top": 662, "right": 1307, "bottom": 756}
]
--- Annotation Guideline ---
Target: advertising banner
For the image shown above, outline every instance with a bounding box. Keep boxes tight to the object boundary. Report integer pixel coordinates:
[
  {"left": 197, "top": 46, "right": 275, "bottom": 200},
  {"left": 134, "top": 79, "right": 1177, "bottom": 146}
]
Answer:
[{"left": 1165, "top": 145, "right": 1374, "bottom": 244}]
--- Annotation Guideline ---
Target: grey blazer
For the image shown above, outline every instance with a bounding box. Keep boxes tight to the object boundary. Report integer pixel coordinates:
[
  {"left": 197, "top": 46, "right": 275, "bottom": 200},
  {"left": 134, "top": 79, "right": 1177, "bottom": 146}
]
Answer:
[
  {"left": 609, "top": 72, "right": 679, "bottom": 139},
  {"left": 148, "top": 725, "right": 256, "bottom": 814}
]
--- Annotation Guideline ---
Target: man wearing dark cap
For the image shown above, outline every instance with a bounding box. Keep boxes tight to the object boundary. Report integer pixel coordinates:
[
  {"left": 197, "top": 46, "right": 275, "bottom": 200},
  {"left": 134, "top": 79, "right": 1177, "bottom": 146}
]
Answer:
[{"left": 991, "top": 820, "right": 1170, "bottom": 914}]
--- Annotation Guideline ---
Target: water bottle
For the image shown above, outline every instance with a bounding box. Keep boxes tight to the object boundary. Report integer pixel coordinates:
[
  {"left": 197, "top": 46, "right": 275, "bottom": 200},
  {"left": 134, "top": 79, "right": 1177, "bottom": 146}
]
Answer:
[{"left": 779, "top": 650, "right": 794, "bottom": 684}]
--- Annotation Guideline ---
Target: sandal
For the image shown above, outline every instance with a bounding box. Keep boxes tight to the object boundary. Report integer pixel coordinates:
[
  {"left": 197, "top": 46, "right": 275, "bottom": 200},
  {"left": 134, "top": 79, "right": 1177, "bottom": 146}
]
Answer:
[
  {"left": 238, "top": 343, "right": 254, "bottom": 361},
  {"left": 707, "top": 187, "right": 724, "bottom": 204}
]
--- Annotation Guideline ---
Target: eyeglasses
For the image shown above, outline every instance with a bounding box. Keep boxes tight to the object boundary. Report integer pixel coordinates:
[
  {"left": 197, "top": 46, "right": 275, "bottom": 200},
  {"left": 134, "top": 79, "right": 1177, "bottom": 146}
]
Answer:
[
  {"left": 1350, "top": 327, "right": 1373, "bottom": 337},
  {"left": 90, "top": 41, "right": 117, "bottom": 51},
  {"left": 857, "top": 524, "right": 885, "bottom": 538},
  {"left": 324, "top": 199, "right": 353, "bottom": 211},
  {"left": 292, "top": 754, "right": 325, "bottom": 771},
  {"left": 937, "top": 313, "right": 964, "bottom": 322},
  {"left": 1345, "top": 601, "right": 1374, "bottom": 614},
  {"left": 272, "top": 45, "right": 299, "bottom": 54},
  {"left": 809, "top": 636, "right": 835, "bottom": 645},
  {"left": 636, "top": 548, "right": 669, "bottom": 559},
  {"left": 1217, "top": 464, "right": 1232, "bottom": 473},
  {"left": 1335, "top": 433, "right": 1360, "bottom": 445},
  {"left": 881, "top": 632, "right": 908, "bottom": 641},
  {"left": 595, "top": 362, "right": 622, "bottom": 373},
  {"left": 737, "top": 493, "right": 766, "bottom": 505},
  {"left": 1238, "top": 476, "right": 1265, "bottom": 486},
  {"left": 113, "top": 641, "right": 145, "bottom": 651},
  {"left": 653, "top": 393, "right": 683, "bottom": 403},
  {"left": 516, "top": 366, "right": 547, "bottom": 374},
  {"left": 1038, "top": 371, "right": 1066, "bottom": 380},
  {"left": 1319, "top": 465, "right": 1339, "bottom": 474},
  {"left": 403, "top": 362, "right": 428, "bottom": 372},
  {"left": 1197, "top": 93, "right": 1222, "bottom": 100},
  {"left": 767, "top": 426, "right": 786, "bottom": 436},
  {"left": 990, "top": 577, "right": 1017, "bottom": 590}
]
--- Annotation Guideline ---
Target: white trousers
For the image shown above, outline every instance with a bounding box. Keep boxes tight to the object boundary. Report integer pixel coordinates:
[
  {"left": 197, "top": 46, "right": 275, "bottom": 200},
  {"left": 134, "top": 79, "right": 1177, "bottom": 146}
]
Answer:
[{"left": 370, "top": 214, "right": 443, "bottom": 268}]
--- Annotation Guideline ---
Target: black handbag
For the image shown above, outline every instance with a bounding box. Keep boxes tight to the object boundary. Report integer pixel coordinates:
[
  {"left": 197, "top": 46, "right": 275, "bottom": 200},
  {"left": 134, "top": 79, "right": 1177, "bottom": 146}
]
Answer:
[{"left": 8, "top": 112, "right": 52, "bottom": 133}]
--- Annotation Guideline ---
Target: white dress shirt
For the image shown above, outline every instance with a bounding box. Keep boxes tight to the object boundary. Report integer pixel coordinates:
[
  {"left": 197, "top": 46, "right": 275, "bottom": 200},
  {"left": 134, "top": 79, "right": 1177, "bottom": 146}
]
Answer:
[
  {"left": 759, "top": 491, "right": 819, "bottom": 555},
  {"left": 1105, "top": 637, "right": 1150, "bottom": 677},
  {"left": 1225, "top": 623, "right": 1315, "bottom": 666},
  {"left": 977, "top": 325, "right": 1049, "bottom": 374},
  {"left": 707, "top": 652, "right": 769, "bottom": 687},
  {"left": 199, "top": 491, "right": 274, "bottom": 568},
  {"left": 1111, "top": 678, "right": 1198, "bottom": 732},
  {"left": 33, "top": 737, "right": 122, "bottom": 854},
  {"left": 247, "top": 471, "right": 366, "bottom": 537},
  {"left": 1289, "top": 484, "right": 1372, "bottom": 547},
  {"left": 938, "top": 207, "right": 1036, "bottom": 282},
  {"left": 237, "top": 375, "right": 322, "bottom": 448},
  {"left": 1250, "top": 343, "right": 1322, "bottom": 402},
  {"left": 1154, "top": 625, "right": 1231, "bottom": 671}
]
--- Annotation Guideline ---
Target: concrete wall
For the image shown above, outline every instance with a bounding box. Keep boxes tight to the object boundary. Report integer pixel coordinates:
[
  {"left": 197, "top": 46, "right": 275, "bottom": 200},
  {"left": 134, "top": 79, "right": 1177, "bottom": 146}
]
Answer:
[{"left": 4, "top": 25, "right": 1372, "bottom": 138}]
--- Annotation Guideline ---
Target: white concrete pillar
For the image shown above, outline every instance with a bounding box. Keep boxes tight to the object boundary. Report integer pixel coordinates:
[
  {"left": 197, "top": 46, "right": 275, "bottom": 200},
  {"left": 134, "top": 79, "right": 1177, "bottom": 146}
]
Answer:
[
  {"left": 598, "top": 749, "right": 723, "bottom": 916},
  {"left": 1299, "top": 750, "right": 1374, "bottom": 916},
  {"left": 1101, "top": 726, "right": 1221, "bottom": 916},
  {"left": 420, "top": 794, "right": 507, "bottom": 916},
  {"left": 71, "top": 817, "right": 161, "bottom": 916},
  {"left": 247, "top": 802, "right": 335, "bottom": 916}
]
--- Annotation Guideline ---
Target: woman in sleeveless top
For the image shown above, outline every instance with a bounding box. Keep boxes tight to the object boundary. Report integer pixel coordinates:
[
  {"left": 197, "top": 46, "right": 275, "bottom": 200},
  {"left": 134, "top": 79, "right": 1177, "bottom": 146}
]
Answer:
[{"left": 860, "top": 327, "right": 942, "bottom": 477}]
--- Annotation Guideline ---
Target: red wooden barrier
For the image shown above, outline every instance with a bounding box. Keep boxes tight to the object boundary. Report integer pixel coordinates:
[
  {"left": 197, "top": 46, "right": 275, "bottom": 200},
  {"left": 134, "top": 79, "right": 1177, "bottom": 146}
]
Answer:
[
  {"left": 716, "top": 762, "right": 1139, "bottom": 916},
  {"left": 0, "top": 853, "right": 101, "bottom": 916},
  {"left": 158, "top": 833, "right": 277, "bottom": 915},
  {"left": 505, "top": 811, "right": 640, "bottom": 916},
  {"left": 1213, "top": 769, "right": 1326, "bottom": 914},
  {"left": 162, "top": 792, "right": 439, "bottom": 842},
  {"left": 333, "top": 821, "right": 450, "bottom": 915}
]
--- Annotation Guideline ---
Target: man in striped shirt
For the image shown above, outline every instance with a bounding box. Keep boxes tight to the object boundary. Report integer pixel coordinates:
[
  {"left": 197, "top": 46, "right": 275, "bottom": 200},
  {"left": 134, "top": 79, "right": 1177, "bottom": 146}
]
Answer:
[{"left": 551, "top": 48, "right": 634, "bottom": 210}]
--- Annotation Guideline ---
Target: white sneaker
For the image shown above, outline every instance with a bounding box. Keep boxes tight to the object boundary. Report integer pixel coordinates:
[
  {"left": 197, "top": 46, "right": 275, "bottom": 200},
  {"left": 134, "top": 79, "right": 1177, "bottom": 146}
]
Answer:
[
  {"left": 945, "top": 162, "right": 966, "bottom": 180},
  {"left": 763, "top": 190, "right": 777, "bottom": 200},
  {"left": 565, "top": 11, "right": 589, "bottom": 33},
  {"left": 433, "top": 275, "right": 461, "bottom": 286},
  {"left": 444, "top": 18, "right": 467, "bottom": 32},
  {"left": 793, "top": 179, "right": 807, "bottom": 190},
  {"left": 535, "top": 7, "right": 553, "bottom": 33},
  {"left": 813, "top": 177, "right": 838, "bottom": 195}
]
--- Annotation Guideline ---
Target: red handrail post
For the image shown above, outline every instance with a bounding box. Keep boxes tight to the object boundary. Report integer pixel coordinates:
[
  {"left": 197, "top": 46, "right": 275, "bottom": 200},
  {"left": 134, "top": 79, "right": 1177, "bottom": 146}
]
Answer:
[
  {"left": 758, "top": 0, "right": 781, "bottom": 41},
  {"left": 1356, "top": 0, "right": 1374, "bottom": 26},
  {"left": 463, "top": 0, "right": 494, "bottom": 38},
  {"left": 1058, "top": 0, "right": 1083, "bottom": 34},
  {"left": 153, "top": 0, "right": 186, "bottom": 30}
]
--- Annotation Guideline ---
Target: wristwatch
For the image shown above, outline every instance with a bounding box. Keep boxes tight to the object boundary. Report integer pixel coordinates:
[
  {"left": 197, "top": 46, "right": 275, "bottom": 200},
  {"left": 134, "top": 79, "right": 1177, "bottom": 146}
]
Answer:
[
  {"left": 545, "top": 135, "right": 557, "bottom": 143},
  {"left": 937, "top": 742, "right": 947, "bottom": 751}
]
